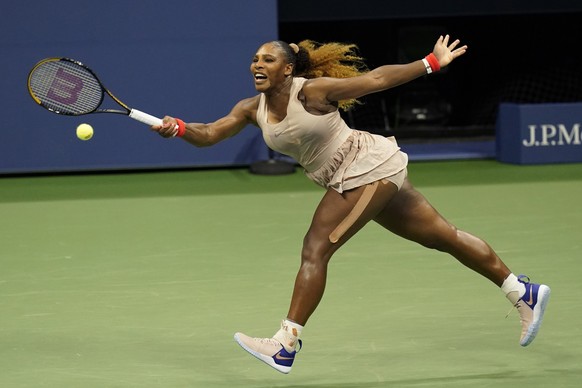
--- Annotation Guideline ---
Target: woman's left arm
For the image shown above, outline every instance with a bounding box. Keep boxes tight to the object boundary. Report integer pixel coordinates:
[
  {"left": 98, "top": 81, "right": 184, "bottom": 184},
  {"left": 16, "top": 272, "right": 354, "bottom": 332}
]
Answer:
[{"left": 311, "top": 34, "right": 467, "bottom": 104}]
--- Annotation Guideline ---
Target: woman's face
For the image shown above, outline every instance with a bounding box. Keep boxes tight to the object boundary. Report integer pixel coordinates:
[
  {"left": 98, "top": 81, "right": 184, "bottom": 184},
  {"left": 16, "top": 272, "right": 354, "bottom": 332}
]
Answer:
[{"left": 250, "top": 42, "right": 293, "bottom": 93}]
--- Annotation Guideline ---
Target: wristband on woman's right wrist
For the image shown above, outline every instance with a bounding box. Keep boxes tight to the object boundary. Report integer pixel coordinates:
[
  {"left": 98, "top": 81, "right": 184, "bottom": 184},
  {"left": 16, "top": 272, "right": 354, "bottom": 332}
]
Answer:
[{"left": 175, "top": 118, "right": 186, "bottom": 137}]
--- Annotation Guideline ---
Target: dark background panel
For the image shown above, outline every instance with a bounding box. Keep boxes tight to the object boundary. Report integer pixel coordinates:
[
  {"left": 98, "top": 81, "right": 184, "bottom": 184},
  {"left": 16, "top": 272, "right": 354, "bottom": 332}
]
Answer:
[
  {"left": 278, "top": 0, "right": 582, "bottom": 21},
  {"left": 278, "top": 2, "right": 582, "bottom": 140}
]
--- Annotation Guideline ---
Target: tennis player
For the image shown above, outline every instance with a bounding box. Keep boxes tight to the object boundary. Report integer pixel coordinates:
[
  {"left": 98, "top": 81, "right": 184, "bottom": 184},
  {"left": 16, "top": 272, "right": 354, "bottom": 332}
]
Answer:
[{"left": 151, "top": 35, "right": 550, "bottom": 374}]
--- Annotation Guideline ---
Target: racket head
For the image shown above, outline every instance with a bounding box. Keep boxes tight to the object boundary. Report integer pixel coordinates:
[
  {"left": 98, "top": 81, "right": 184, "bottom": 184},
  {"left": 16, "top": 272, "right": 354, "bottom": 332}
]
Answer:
[{"left": 27, "top": 58, "right": 109, "bottom": 116}]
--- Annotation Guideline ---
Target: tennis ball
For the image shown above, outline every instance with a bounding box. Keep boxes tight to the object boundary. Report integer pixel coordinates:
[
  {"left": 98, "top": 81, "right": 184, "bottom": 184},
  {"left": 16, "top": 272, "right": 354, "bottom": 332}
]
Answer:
[{"left": 76, "top": 123, "right": 94, "bottom": 140}]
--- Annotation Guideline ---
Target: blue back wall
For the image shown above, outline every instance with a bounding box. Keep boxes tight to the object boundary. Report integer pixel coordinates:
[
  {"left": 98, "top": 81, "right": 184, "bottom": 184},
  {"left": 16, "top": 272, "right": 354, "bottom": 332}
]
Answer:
[{"left": 1, "top": 0, "right": 276, "bottom": 174}]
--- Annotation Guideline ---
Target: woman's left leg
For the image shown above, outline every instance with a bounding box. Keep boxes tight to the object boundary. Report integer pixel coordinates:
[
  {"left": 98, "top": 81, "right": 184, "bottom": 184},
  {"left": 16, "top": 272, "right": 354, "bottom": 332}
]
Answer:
[
  {"left": 373, "top": 178, "right": 550, "bottom": 347},
  {"left": 373, "top": 179, "right": 511, "bottom": 285}
]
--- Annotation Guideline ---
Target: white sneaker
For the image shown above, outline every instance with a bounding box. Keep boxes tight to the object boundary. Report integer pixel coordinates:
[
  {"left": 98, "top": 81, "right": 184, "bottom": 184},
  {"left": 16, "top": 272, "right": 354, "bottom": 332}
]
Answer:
[
  {"left": 234, "top": 332, "right": 302, "bottom": 374},
  {"left": 515, "top": 274, "right": 551, "bottom": 346}
]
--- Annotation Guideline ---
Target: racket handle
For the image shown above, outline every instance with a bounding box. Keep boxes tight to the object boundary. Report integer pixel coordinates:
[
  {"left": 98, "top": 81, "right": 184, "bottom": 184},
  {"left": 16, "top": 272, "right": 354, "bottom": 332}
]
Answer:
[{"left": 129, "top": 109, "right": 163, "bottom": 126}]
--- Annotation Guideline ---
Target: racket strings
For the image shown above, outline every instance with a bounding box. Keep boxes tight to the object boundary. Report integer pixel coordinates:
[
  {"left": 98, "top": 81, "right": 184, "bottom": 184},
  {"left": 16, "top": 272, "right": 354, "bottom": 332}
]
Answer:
[{"left": 29, "top": 60, "right": 103, "bottom": 115}]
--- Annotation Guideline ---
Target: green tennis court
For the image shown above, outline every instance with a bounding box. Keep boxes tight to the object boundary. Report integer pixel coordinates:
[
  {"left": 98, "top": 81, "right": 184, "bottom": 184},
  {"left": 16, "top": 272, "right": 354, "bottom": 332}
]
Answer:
[{"left": 1, "top": 160, "right": 581, "bottom": 387}]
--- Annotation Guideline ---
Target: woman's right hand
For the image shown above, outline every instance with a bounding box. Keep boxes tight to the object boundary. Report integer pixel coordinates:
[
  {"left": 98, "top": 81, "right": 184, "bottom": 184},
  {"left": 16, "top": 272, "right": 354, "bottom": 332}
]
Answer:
[{"left": 151, "top": 116, "right": 179, "bottom": 138}]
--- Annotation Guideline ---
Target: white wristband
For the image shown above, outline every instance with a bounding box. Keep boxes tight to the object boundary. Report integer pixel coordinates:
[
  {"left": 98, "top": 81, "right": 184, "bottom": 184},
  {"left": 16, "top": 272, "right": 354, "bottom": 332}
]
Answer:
[{"left": 422, "top": 58, "right": 433, "bottom": 74}]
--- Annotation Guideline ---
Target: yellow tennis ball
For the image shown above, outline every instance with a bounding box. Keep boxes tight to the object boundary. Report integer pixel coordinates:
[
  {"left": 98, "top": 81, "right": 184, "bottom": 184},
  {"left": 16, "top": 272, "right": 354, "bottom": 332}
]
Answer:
[{"left": 76, "top": 123, "right": 94, "bottom": 140}]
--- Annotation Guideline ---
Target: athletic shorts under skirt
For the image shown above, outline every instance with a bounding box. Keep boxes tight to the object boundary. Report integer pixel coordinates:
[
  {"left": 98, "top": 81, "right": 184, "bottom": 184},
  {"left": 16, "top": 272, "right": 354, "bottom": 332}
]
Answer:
[{"left": 305, "top": 130, "right": 409, "bottom": 193}]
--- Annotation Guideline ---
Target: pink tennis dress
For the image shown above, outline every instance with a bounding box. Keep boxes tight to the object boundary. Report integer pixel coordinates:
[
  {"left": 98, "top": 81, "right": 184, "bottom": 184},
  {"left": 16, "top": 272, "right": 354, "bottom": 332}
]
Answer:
[{"left": 256, "top": 77, "right": 408, "bottom": 193}]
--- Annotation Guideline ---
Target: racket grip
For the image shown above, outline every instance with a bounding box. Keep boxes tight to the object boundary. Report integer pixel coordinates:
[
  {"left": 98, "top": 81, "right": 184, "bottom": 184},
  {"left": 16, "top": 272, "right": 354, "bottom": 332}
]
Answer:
[{"left": 129, "top": 109, "right": 164, "bottom": 126}]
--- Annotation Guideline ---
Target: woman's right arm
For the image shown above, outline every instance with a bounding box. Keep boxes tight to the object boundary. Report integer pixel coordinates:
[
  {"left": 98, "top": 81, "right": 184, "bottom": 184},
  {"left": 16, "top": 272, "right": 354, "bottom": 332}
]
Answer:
[{"left": 152, "top": 95, "right": 259, "bottom": 147}]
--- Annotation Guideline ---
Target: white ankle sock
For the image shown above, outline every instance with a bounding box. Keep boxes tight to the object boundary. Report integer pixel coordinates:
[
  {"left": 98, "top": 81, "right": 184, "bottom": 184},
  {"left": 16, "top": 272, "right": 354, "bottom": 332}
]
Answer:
[
  {"left": 501, "top": 273, "right": 526, "bottom": 304},
  {"left": 273, "top": 319, "right": 303, "bottom": 351}
]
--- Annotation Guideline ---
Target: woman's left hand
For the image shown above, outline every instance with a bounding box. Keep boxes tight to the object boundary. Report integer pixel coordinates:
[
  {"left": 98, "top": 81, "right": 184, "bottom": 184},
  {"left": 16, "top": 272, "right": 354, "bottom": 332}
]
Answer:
[{"left": 432, "top": 34, "right": 468, "bottom": 69}]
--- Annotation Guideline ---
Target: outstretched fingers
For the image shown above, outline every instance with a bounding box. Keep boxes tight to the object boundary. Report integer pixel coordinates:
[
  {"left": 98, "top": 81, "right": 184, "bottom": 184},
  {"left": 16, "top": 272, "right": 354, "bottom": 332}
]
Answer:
[
  {"left": 448, "top": 38, "right": 460, "bottom": 51},
  {"left": 446, "top": 36, "right": 467, "bottom": 55},
  {"left": 452, "top": 43, "right": 468, "bottom": 58},
  {"left": 441, "top": 34, "right": 448, "bottom": 46}
]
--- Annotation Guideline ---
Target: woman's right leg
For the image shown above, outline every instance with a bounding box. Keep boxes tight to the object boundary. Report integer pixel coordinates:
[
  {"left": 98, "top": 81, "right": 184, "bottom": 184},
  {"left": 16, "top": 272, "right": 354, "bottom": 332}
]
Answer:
[
  {"left": 287, "top": 180, "right": 399, "bottom": 326},
  {"left": 234, "top": 179, "right": 400, "bottom": 373}
]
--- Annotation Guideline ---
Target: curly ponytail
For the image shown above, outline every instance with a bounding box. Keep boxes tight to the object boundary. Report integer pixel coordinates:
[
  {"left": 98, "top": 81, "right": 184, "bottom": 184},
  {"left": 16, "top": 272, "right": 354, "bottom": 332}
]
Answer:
[
  {"left": 297, "top": 40, "right": 368, "bottom": 110},
  {"left": 272, "top": 40, "right": 369, "bottom": 111}
]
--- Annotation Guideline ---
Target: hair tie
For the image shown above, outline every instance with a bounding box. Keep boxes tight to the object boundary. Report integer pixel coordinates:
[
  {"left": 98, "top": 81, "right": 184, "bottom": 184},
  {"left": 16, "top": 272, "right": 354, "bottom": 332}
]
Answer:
[{"left": 289, "top": 43, "right": 299, "bottom": 54}]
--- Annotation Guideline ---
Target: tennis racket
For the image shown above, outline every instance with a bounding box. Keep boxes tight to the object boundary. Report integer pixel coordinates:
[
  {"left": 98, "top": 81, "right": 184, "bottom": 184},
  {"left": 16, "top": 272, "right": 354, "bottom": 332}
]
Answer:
[{"left": 27, "top": 57, "right": 166, "bottom": 127}]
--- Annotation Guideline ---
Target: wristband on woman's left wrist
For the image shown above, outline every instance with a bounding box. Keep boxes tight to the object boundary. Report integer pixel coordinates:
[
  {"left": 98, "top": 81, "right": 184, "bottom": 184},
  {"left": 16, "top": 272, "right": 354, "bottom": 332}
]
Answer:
[{"left": 423, "top": 53, "right": 441, "bottom": 74}]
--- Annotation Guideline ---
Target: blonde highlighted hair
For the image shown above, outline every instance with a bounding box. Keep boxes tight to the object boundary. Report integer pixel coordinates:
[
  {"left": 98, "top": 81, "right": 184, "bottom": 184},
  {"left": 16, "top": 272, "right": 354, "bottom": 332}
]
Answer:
[{"left": 273, "top": 39, "right": 369, "bottom": 111}]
